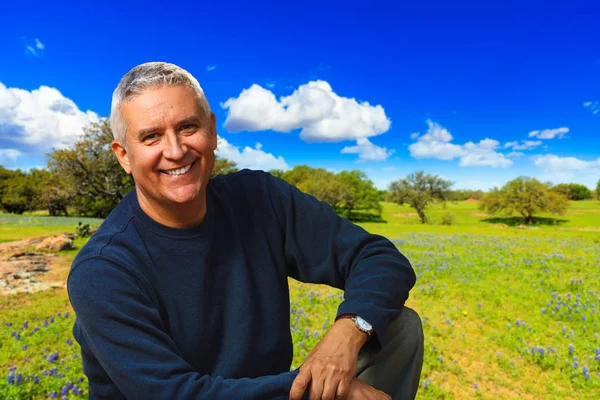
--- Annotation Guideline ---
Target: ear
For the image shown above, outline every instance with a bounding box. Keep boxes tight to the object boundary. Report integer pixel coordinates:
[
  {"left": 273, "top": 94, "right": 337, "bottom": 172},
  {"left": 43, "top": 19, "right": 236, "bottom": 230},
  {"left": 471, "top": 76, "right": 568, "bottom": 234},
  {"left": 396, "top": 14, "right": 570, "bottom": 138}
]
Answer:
[{"left": 111, "top": 140, "right": 132, "bottom": 175}]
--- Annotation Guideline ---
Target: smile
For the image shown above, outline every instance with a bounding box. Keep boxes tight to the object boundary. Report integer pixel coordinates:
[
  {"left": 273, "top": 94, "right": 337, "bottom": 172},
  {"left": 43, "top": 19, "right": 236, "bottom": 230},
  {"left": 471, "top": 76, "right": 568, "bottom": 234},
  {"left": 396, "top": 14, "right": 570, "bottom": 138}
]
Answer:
[{"left": 162, "top": 162, "right": 194, "bottom": 176}]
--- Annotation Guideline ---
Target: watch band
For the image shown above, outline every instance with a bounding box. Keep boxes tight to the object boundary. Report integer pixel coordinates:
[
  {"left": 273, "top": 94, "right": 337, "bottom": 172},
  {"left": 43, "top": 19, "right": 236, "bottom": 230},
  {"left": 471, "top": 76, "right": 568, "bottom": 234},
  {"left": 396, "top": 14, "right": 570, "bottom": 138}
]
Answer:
[{"left": 335, "top": 313, "right": 373, "bottom": 338}]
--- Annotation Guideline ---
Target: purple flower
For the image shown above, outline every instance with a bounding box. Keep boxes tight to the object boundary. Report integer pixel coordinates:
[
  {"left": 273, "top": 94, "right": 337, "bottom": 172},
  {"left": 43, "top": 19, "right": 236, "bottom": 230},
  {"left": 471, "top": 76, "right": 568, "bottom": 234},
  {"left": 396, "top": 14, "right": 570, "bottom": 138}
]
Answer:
[
  {"left": 7, "top": 372, "right": 15, "bottom": 385},
  {"left": 61, "top": 385, "right": 68, "bottom": 395},
  {"left": 65, "top": 339, "right": 73, "bottom": 346},
  {"left": 16, "top": 373, "right": 22, "bottom": 386},
  {"left": 473, "top": 383, "right": 478, "bottom": 389},
  {"left": 569, "top": 344, "right": 574, "bottom": 354},
  {"left": 49, "top": 391, "right": 57, "bottom": 399},
  {"left": 23, "top": 321, "right": 28, "bottom": 329},
  {"left": 64, "top": 312, "right": 69, "bottom": 318},
  {"left": 34, "top": 375, "right": 39, "bottom": 384}
]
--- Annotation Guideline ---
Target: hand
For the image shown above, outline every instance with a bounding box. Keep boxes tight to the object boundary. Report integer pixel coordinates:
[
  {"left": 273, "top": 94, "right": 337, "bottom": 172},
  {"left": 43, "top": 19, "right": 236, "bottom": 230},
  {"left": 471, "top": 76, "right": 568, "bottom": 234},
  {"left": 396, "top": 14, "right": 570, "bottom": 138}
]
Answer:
[
  {"left": 289, "top": 319, "right": 367, "bottom": 400},
  {"left": 347, "top": 378, "right": 391, "bottom": 400}
]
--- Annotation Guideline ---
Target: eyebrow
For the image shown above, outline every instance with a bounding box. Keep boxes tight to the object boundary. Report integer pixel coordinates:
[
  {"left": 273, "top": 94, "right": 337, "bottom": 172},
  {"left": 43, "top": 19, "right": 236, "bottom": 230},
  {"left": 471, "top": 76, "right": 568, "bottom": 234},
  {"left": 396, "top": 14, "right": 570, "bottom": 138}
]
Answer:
[{"left": 136, "top": 116, "right": 203, "bottom": 139}]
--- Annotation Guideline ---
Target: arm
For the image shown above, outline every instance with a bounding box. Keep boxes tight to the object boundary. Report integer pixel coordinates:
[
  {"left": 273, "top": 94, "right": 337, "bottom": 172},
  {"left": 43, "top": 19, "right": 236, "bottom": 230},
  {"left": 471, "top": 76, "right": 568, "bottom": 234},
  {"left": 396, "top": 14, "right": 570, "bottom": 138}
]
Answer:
[
  {"left": 67, "top": 258, "right": 301, "bottom": 400},
  {"left": 265, "top": 173, "right": 416, "bottom": 348}
]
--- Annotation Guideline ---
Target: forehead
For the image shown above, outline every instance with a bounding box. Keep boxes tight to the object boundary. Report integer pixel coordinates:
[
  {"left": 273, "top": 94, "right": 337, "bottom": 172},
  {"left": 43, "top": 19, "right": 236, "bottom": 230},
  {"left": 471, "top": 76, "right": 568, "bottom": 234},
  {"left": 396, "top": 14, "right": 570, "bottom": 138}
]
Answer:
[{"left": 121, "top": 85, "right": 201, "bottom": 129}]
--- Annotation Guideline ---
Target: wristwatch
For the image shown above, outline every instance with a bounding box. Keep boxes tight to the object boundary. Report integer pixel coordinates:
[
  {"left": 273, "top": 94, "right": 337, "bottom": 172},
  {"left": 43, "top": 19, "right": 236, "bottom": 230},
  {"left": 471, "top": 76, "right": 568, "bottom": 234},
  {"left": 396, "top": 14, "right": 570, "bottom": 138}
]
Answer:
[{"left": 336, "top": 314, "right": 374, "bottom": 338}]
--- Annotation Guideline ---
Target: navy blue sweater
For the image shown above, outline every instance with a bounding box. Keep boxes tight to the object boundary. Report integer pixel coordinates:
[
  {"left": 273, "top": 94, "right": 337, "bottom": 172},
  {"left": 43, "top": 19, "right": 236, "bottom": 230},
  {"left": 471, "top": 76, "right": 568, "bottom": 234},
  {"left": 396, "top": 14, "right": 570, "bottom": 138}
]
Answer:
[{"left": 67, "top": 170, "right": 415, "bottom": 399}]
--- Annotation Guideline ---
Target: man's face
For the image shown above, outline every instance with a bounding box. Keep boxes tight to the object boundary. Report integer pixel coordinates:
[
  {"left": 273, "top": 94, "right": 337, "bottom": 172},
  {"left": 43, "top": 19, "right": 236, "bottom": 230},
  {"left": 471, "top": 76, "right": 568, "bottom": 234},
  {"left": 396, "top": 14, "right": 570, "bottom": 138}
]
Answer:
[{"left": 113, "top": 85, "right": 217, "bottom": 214}]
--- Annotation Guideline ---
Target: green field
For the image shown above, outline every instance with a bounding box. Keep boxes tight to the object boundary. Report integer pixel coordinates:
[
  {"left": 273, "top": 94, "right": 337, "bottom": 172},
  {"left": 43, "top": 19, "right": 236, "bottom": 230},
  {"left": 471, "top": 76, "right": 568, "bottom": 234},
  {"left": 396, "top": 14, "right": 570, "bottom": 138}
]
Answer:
[{"left": 1, "top": 201, "right": 599, "bottom": 399}]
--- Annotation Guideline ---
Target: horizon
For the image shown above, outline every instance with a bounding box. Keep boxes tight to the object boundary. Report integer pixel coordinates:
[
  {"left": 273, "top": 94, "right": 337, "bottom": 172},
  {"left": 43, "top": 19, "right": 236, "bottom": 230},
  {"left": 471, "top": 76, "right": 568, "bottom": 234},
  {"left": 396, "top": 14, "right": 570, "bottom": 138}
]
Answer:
[{"left": 1, "top": 1, "right": 598, "bottom": 191}]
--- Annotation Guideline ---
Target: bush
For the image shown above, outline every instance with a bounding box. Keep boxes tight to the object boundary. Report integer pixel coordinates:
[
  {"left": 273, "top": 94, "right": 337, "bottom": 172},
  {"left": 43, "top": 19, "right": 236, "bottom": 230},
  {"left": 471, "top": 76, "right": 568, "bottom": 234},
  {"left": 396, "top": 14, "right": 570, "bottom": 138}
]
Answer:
[
  {"left": 75, "top": 222, "right": 91, "bottom": 238},
  {"left": 440, "top": 213, "right": 456, "bottom": 226}
]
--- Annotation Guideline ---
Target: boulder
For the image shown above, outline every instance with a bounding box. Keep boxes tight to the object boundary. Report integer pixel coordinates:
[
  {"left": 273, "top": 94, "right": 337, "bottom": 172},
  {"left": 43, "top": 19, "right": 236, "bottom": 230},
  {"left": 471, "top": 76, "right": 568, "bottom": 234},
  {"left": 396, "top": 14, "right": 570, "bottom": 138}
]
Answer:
[{"left": 35, "top": 235, "right": 74, "bottom": 252}]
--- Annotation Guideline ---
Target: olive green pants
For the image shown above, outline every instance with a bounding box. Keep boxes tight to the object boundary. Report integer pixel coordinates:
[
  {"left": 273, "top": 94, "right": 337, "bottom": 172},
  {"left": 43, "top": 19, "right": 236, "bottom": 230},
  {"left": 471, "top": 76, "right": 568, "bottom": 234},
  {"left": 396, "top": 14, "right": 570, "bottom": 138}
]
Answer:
[{"left": 356, "top": 307, "right": 424, "bottom": 400}]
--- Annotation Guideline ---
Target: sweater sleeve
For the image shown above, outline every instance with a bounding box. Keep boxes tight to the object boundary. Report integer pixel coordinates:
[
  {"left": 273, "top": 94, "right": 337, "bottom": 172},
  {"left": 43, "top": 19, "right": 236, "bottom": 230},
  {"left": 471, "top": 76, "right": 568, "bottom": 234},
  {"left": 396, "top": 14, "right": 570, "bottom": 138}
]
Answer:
[
  {"left": 67, "top": 258, "right": 302, "bottom": 400},
  {"left": 264, "top": 173, "right": 416, "bottom": 347}
]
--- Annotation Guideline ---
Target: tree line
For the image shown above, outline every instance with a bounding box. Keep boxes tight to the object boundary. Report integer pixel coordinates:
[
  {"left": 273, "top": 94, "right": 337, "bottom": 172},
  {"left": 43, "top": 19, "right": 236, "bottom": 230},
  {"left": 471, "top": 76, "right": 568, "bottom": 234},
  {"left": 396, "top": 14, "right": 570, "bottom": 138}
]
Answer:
[{"left": 1, "top": 119, "right": 599, "bottom": 224}]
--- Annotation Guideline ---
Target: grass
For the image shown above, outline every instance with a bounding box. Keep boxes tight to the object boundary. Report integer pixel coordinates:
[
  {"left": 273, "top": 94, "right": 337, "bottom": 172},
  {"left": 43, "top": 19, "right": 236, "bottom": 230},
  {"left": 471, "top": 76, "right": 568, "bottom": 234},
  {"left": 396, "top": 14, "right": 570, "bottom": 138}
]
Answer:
[{"left": 1, "top": 201, "right": 599, "bottom": 399}]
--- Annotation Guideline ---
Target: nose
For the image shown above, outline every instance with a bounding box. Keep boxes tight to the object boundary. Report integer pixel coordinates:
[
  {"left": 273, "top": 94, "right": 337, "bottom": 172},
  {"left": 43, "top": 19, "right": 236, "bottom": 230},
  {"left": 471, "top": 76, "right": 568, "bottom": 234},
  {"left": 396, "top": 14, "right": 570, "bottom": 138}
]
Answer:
[{"left": 163, "top": 132, "right": 187, "bottom": 160}]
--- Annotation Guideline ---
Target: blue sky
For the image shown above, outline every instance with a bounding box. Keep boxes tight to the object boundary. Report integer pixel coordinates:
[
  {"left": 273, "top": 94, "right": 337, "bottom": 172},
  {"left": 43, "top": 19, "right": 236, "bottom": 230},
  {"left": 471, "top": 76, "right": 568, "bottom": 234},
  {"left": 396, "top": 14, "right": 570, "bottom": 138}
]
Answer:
[{"left": 1, "top": 0, "right": 599, "bottom": 189}]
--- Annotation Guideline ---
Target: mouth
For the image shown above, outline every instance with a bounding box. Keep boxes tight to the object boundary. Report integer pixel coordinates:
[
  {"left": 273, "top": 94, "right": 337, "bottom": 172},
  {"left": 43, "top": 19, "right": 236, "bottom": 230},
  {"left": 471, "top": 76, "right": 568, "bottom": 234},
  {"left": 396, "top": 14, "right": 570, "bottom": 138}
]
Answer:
[{"left": 161, "top": 161, "right": 195, "bottom": 176}]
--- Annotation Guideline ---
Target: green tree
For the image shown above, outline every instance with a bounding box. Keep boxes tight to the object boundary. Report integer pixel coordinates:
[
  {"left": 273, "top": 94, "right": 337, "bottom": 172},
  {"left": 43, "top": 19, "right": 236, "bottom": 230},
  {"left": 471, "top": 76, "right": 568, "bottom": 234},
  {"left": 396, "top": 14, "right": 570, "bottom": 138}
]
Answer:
[
  {"left": 552, "top": 183, "right": 592, "bottom": 200},
  {"left": 29, "top": 168, "right": 73, "bottom": 216},
  {"left": 211, "top": 156, "right": 238, "bottom": 178},
  {"left": 336, "top": 170, "right": 382, "bottom": 218},
  {"left": 47, "top": 119, "right": 135, "bottom": 218},
  {"left": 597, "top": 179, "right": 600, "bottom": 200},
  {"left": 480, "top": 177, "right": 568, "bottom": 224},
  {"left": 387, "top": 171, "right": 453, "bottom": 224},
  {"left": 0, "top": 169, "right": 34, "bottom": 214}
]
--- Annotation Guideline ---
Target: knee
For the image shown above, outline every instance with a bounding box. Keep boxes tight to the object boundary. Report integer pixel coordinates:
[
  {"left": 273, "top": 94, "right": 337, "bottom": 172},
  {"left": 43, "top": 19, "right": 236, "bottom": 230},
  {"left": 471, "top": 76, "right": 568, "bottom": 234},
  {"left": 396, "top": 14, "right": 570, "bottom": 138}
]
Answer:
[{"left": 388, "top": 307, "right": 424, "bottom": 350}]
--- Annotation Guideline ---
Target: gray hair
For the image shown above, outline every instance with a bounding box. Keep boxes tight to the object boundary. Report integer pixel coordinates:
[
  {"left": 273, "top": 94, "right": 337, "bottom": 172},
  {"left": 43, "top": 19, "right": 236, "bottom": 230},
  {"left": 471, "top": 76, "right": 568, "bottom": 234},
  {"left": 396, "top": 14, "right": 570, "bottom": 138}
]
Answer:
[{"left": 110, "top": 62, "right": 212, "bottom": 145}]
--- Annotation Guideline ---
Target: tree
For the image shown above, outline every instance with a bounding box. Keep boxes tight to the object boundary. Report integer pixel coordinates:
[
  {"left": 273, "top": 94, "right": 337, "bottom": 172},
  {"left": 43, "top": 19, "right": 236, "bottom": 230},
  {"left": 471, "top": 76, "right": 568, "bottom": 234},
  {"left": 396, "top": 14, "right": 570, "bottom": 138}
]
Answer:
[
  {"left": 597, "top": 179, "right": 600, "bottom": 200},
  {"left": 387, "top": 171, "right": 453, "bottom": 223},
  {"left": 272, "top": 166, "right": 382, "bottom": 220},
  {"left": 479, "top": 177, "right": 568, "bottom": 224},
  {"left": 211, "top": 156, "right": 238, "bottom": 178},
  {"left": 0, "top": 169, "right": 35, "bottom": 214},
  {"left": 47, "top": 119, "right": 135, "bottom": 218},
  {"left": 336, "top": 170, "right": 382, "bottom": 218},
  {"left": 551, "top": 183, "right": 592, "bottom": 200},
  {"left": 29, "top": 168, "right": 72, "bottom": 216}
]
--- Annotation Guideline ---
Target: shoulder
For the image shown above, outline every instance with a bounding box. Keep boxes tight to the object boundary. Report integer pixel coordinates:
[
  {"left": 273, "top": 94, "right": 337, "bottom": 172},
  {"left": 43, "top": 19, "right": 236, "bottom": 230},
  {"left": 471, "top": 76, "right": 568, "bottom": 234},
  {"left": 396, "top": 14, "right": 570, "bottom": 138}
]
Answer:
[{"left": 69, "top": 192, "right": 149, "bottom": 287}]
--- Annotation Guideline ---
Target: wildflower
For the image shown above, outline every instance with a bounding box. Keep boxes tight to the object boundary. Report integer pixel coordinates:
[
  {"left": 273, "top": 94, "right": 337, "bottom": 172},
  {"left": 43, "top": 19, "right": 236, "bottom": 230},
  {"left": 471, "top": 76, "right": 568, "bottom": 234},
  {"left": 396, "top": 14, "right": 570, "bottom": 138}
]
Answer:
[
  {"left": 23, "top": 321, "right": 28, "bottom": 329},
  {"left": 569, "top": 344, "right": 574, "bottom": 354},
  {"left": 34, "top": 375, "right": 39, "bottom": 384},
  {"left": 61, "top": 385, "right": 68, "bottom": 396},
  {"left": 7, "top": 372, "right": 15, "bottom": 385},
  {"left": 16, "top": 373, "right": 22, "bottom": 386},
  {"left": 22, "top": 344, "right": 27, "bottom": 350},
  {"left": 64, "top": 312, "right": 69, "bottom": 318},
  {"left": 473, "top": 383, "right": 478, "bottom": 389}
]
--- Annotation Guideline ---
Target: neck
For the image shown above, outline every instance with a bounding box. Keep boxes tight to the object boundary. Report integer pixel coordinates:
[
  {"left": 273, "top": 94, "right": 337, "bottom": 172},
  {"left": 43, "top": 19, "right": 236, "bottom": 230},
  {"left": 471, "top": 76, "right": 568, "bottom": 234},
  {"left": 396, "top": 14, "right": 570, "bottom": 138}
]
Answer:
[{"left": 136, "top": 187, "right": 207, "bottom": 229}]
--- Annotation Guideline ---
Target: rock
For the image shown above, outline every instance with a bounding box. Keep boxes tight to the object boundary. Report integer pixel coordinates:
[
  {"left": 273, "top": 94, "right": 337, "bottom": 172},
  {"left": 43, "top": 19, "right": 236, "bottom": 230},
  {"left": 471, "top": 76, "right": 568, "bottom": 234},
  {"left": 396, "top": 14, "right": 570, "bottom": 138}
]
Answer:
[
  {"left": 35, "top": 235, "right": 73, "bottom": 252},
  {"left": 13, "top": 271, "right": 33, "bottom": 280}
]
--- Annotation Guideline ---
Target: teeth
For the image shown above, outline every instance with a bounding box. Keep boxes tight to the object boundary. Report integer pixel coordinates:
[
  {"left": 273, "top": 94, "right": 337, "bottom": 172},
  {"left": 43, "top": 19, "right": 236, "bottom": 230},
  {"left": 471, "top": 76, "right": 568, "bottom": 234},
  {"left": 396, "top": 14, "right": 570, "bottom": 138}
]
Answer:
[{"left": 165, "top": 164, "right": 192, "bottom": 176}]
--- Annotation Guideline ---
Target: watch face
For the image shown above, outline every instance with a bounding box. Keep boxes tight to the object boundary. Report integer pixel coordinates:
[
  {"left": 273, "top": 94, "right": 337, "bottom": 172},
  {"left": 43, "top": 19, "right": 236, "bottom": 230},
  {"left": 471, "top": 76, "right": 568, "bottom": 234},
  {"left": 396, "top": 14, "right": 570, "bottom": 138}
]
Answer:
[{"left": 355, "top": 316, "right": 373, "bottom": 331}]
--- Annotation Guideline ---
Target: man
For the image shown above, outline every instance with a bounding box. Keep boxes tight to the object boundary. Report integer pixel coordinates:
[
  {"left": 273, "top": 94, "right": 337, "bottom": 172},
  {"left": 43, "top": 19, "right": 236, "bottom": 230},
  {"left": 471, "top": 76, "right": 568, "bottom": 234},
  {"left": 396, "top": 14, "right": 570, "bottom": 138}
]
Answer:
[{"left": 67, "top": 62, "right": 423, "bottom": 400}]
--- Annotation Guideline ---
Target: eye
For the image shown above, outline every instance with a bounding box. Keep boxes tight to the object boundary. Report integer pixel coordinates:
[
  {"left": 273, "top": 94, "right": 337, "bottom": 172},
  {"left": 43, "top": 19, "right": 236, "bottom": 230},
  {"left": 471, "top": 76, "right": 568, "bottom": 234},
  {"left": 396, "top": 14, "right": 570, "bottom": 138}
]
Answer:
[
  {"left": 143, "top": 133, "right": 158, "bottom": 142},
  {"left": 181, "top": 123, "right": 197, "bottom": 131}
]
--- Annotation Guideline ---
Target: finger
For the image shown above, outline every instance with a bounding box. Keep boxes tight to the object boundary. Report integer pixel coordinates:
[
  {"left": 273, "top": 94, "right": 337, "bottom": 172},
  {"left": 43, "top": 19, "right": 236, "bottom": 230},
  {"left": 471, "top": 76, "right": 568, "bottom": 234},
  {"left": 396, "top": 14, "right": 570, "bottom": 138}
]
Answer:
[
  {"left": 334, "top": 378, "right": 351, "bottom": 399},
  {"left": 309, "top": 373, "right": 325, "bottom": 400},
  {"left": 289, "top": 368, "right": 312, "bottom": 400}
]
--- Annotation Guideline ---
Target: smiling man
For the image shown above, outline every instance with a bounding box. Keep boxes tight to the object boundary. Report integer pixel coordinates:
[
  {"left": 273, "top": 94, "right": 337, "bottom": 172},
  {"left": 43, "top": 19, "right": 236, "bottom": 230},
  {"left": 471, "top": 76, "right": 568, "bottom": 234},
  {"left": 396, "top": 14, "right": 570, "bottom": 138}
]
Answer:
[{"left": 67, "top": 62, "right": 423, "bottom": 400}]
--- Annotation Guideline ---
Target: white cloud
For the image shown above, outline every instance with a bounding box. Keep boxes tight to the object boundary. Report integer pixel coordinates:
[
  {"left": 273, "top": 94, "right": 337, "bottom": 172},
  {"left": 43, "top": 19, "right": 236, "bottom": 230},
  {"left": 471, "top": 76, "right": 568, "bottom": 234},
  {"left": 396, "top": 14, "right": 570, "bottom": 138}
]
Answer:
[
  {"left": 507, "top": 151, "right": 525, "bottom": 158},
  {"left": 24, "top": 38, "right": 45, "bottom": 56},
  {"left": 408, "top": 120, "right": 512, "bottom": 168},
  {"left": 584, "top": 101, "right": 599, "bottom": 115},
  {"left": 216, "top": 136, "right": 289, "bottom": 171},
  {"left": 382, "top": 166, "right": 397, "bottom": 171},
  {"left": 533, "top": 154, "right": 600, "bottom": 187},
  {"left": 533, "top": 154, "right": 600, "bottom": 172},
  {"left": 0, "top": 149, "right": 22, "bottom": 162},
  {"left": 206, "top": 65, "right": 218, "bottom": 71},
  {"left": 503, "top": 140, "right": 542, "bottom": 150},
  {"left": 340, "top": 138, "right": 394, "bottom": 162},
  {"left": 528, "top": 127, "right": 569, "bottom": 139},
  {"left": 221, "top": 80, "right": 391, "bottom": 142},
  {"left": 408, "top": 120, "right": 463, "bottom": 160},
  {"left": 0, "top": 82, "right": 100, "bottom": 151}
]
